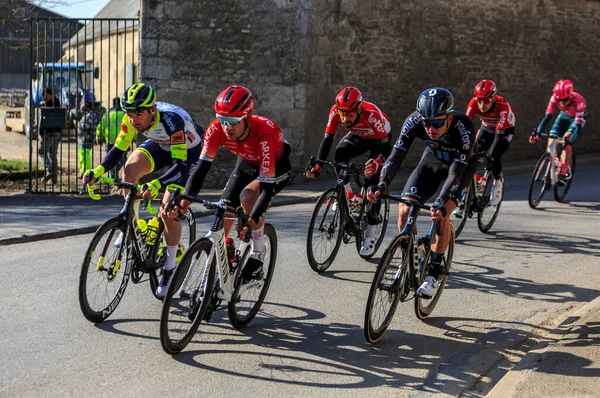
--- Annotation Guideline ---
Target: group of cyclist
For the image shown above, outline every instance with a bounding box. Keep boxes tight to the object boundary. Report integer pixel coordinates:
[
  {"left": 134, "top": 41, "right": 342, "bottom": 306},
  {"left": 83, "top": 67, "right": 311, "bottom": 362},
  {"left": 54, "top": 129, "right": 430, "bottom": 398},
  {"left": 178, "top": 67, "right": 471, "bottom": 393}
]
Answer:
[{"left": 82, "top": 78, "right": 586, "bottom": 300}]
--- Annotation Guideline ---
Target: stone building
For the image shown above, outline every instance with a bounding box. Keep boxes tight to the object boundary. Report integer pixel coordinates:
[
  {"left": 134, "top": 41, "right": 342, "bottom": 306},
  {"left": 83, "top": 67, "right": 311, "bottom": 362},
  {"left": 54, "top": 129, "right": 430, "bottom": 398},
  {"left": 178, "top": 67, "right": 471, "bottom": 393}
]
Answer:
[{"left": 137, "top": 0, "right": 599, "bottom": 187}]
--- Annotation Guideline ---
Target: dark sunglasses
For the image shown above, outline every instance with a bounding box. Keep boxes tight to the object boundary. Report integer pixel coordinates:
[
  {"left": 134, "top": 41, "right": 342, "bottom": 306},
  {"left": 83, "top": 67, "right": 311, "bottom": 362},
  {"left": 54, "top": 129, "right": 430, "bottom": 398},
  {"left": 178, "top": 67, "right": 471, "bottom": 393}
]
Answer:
[
  {"left": 337, "top": 109, "right": 358, "bottom": 118},
  {"left": 558, "top": 97, "right": 571, "bottom": 103},
  {"left": 476, "top": 97, "right": 493, "bottom": 104},
  {"left": 421, "top": 117, "right": 447, "bottom": 128}
]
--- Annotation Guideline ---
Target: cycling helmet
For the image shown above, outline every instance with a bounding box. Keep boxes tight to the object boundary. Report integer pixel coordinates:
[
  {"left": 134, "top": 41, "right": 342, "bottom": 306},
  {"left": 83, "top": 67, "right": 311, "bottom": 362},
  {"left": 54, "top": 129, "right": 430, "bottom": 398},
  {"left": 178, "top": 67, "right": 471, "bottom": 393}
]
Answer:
[
  {"left": 214, "top": 85, "right": 255, "bottom": 117},
  {"left": 335, "top": 87, "right": 363, "bottom": 111},
  {"left": 474, "top": 79, "right": 497, "bottom": 99},
  {"left": 416, "top": 88, "right": 454, "bottom": 118},
  {"left": 553, "top": 79, "right": 574, "bottom": 100},
  {"left": 121, "top": 83, "right": 156, "bottom": 111}
]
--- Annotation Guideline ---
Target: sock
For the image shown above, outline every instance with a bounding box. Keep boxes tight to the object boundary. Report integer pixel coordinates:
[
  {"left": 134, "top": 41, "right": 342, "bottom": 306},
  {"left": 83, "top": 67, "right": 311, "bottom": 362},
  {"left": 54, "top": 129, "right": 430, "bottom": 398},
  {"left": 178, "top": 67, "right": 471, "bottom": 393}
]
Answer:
[
  {"left": 428, "top": 252, "right": 443, "bottom": 279},
  {"left": 251, "top": 225, "right": 265, "bottom": 253},
  {"left": 164, "top": 245, "right": 178, "bottom": 271},
  {"left": 365, "top": 223, "right": 377, "bottom": 239}
]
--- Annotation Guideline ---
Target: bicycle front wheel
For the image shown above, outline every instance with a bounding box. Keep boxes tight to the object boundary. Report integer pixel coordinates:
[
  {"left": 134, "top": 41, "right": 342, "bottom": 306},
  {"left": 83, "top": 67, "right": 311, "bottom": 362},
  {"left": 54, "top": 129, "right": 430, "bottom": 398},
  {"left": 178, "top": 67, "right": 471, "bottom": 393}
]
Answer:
[
  {"left": 160, "top": 238, "right": 216, "bottom": 354},
  {"left": 364, "top": 234, "right": 410, "bottom": 344},
  {"left": 79, "top": 217, "right": 131, "bottom": 323},
  {"left": 450, "top": 181, "right": 472, "bottom": 238},
  {"left": 356, "top": 197, "right": 390, "bottom": 259},
  {"left": 306, "top": 188, "right": 344, "bottom": 272},
  {"left": 228, "top": 224, "right": 277, "bottom": 329},
  {"left": 415, "top": 222, "right": 455, "bottom": 320},
  {"left": 554, "top": 153, "right": 576, "bottom": 202},
  {"left": 478, "top": 175, "right": 503, "bottom": 233},
  {"left": 528, "top": 153, "right": 551, "bottom": 209}
]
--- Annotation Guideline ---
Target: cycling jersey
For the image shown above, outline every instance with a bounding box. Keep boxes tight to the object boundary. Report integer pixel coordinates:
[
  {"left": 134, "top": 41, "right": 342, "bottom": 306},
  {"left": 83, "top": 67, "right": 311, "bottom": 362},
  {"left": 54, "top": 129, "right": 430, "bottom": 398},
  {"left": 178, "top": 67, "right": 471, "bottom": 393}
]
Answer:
[
  {"left": 185, "top": 114, "right": 291, "bottom": 223},
  {"left": 466, "top": 95, "right": 516, "bottom": 132},
  {"left": 318, "top": 101, "right": 391, "bottom": 161},
  {"left": 537, "top": 92, "right": 587, "bottom": 142},
  {"left": 100, "top": 101, "right": 204, "bottom": 188},
  {"left": 545, "top": 92, "right": 586, "bottom": 124},
  {"left": 380, "top": 110, "right": 477, "bottom": 203}
]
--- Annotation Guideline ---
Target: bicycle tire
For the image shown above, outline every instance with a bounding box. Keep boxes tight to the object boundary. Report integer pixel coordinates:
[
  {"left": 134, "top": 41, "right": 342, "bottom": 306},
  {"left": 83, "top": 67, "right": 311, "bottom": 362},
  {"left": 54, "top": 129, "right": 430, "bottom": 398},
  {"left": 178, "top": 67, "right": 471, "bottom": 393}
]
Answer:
[
  {"left": 79, "top": 217, "right": 131, "bottom": 323},
  {"left": 356, "top": 197, "right": 390, "bottom": 260},
  {"left": 554, "top": 153, "right": 576, "bottom": 202},
  {"left": 306, "top": 188, "right": 344, "bottom": 272},
  {"left": 228, "top": 224, "right": 277, "bottom": 329},
  {"left": 450, "top": 181, "right": 472, "bottom": 238},
  {"left": 414, "top": 222, "right": 455, "bottom": 320},
  {"left": 478, "top": 176, "right": 503, "bottom": 233},
  {"left": 160, "top": 238, "right": 216, "bottom": 354},
  {"left": 364, "top": 234, "right": 409, "bottom": 344},
  {"left": 528, "top": 153, "right": 551, "bottom": 209}
]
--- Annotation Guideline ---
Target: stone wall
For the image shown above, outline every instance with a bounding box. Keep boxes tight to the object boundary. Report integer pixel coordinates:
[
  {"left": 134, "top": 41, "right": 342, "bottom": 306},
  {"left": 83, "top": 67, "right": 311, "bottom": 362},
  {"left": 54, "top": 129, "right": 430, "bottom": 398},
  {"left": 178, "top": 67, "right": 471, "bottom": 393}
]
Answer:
[{"left": 141, "top": 0, "right": 600, "bottom": 187}]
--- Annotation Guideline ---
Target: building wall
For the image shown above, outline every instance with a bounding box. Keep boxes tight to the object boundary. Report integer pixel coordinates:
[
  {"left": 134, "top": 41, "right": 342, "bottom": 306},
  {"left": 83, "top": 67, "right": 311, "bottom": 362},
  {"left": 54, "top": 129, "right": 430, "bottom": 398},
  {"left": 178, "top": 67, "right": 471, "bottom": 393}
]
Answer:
[{"left": 140, "top": 0, "right": 600, "bottom": 187}]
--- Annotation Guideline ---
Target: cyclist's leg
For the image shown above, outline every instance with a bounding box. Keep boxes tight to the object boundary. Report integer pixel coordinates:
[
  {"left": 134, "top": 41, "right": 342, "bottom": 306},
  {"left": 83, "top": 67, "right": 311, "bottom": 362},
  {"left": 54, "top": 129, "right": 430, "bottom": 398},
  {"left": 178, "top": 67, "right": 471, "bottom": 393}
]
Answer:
[
  {"left": 491, "top": 127, "right": 514, "bottom": 180},
  {"left": 121, "top": 141, "right": 155, "bottom": 215},
  {"left": 365, "top": 134, "right": 392, "bottom": 224},
  {"left": 334, "top": 133, "right": 367, "bottom": 189},
  {"left": 221, "top": 157, "right": 257, "bottom": 237},
  {"left": 547, "top": 112, "right": 571, "bottom": 153},
  {"left": 562, "top": 119, "right": 581, "bottom": 167}
]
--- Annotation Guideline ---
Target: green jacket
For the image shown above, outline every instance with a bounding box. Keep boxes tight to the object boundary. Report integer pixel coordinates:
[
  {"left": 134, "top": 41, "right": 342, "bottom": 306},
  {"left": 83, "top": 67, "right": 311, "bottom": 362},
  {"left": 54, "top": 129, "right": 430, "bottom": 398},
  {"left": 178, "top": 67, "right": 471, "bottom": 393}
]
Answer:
[{"left": 96, "top": 107, "right": 126, "bottom": 144}]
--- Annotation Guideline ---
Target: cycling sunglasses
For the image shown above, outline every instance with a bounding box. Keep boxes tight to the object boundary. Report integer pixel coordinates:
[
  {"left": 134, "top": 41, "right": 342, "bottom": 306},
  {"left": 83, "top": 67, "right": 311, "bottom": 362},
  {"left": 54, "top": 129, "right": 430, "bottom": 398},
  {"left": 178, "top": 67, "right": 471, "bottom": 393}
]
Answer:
[
  {"left": 476, "top": 97, "right": 493, "bottom": 104},
  {"left": 337, "top": 109, "right": 358, "bottom": 118},
  {"left": 421, "top": 116, "right": 447, "bottom": 128},
  {"left": 216, "top": 115, "right": 245, "bottom": 127}
]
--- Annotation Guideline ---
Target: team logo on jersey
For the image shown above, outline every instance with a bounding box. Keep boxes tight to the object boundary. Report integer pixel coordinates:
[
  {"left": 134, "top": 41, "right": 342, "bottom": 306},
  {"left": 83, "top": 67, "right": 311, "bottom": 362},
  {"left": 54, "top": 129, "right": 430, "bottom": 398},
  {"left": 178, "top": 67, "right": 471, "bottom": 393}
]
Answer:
[{"left": 171, "top": 131, "right": 185, "bottom": 145}]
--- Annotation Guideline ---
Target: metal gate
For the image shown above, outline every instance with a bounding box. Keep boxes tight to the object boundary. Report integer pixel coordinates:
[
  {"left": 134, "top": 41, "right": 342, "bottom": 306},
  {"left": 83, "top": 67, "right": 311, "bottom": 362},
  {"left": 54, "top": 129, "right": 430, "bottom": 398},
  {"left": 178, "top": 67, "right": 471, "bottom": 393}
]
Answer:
[{"left": 28, "top": 17, "right": 139, "bottom": 193}]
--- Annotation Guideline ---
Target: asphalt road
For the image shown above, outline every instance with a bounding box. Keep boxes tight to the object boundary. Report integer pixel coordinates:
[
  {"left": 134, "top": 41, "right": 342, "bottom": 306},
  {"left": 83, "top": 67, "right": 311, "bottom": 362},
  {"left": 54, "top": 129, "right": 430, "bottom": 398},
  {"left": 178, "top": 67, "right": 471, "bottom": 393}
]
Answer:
[{"left": 1, "top": 167, "right": 599, "bottom": 397}]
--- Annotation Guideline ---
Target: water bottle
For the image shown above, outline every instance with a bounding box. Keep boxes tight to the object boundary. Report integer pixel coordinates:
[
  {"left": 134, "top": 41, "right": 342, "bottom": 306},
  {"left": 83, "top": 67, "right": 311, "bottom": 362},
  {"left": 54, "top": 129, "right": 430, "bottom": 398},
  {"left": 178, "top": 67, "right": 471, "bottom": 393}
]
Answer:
[
  {"left": 146, "top": 217, "right": 160, "bottom": 245},
  {"left": 137, "top": 219, "right": 148, "bottom": 242},
  {"left": 226, "top": 237, "right": 236, "bottom": 266},
  {"left": 353, "top": 193, "right": 363, "bottom": 217}
]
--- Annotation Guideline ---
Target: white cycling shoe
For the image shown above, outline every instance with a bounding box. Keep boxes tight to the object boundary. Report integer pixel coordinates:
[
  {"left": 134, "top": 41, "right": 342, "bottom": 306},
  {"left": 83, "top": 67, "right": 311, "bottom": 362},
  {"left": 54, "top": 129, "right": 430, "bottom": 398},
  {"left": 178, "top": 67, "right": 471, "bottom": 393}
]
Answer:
[
  {"left": 417, "top": 275, "right": 439, "bottom": 298},
  {"left": 489, "top": 177, "right": 503, "bottom": 206},
  {"left": 360, "top": 237, "right": 376, "bottom": 256},
  {"left": 113, "top": 232, "right": 124, "bottom": 248}
]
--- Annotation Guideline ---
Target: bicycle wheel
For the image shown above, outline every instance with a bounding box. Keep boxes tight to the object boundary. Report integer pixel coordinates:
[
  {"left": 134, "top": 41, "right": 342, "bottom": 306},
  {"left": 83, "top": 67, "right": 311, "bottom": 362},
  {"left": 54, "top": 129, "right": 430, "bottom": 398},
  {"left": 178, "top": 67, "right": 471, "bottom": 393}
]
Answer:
[
  {"left": 160, "top": 238, "right": 216, "bottom": 354},
  {"left": 478, "top": 175, "right": 503, "bottom": 233},
  {"left": 415, "top": 222, "right": 455, "bottom": 320},
  {"left": 79, "top": 217, "right": 132, "bottom": 323},
  {"left": 450, "top": 181, "right": 472, "bottom": 238},
  {"left": 306, "top": 188, "right": 344, "bottom": 272},
  {"left": 356, "top": 197, "right": 390, "bottom": 259},
  {"left": 528, "top": 153, "right": 551, "bottom": 209},
  {"left": 364, "top": 234, "right": 410, "bottom": 344},
  {"left": 554, "top": 153, "right": 576, "bottom": 202},
  {"left": 228, "top": 224, "right": 277, "bottom": 329}
]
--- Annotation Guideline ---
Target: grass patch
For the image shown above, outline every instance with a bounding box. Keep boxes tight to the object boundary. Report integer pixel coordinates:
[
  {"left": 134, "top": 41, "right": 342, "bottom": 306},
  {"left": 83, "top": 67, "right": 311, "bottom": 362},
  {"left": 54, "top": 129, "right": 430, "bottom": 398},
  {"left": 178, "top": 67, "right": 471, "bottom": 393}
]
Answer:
[{"left": 0, "top": 159, "right": 35, "bottom": 172}]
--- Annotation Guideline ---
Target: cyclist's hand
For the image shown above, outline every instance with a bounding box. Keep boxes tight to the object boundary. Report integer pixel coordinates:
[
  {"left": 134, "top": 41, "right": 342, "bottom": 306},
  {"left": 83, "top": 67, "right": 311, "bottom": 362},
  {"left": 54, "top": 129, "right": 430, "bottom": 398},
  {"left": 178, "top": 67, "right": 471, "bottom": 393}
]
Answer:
[
  {"left": 167, "top": 198, "right": 190, "bottom": 219},
  {"left": 364, "top": 157, "right": 383, "bottom": 177},
  {"left": 238, "top": 218, "right": 258, "bottom": 241},
  {"left": 430, "top": 198, "right": 447, "bottom": 220},
  {"left": 367, "top": 183, "right": 386, "bottom": 203},
  {"left": 142, "top": 179, "right": 161, "bottom": 200},
  {"left": 82, "top": 165, "right": 105, "bottom": 185},
  {"left": 305, "top": 163, "right": 322, "bottom": 179},
  {"left": 529, "top": 130, "right": 541, "bottom": 144}
]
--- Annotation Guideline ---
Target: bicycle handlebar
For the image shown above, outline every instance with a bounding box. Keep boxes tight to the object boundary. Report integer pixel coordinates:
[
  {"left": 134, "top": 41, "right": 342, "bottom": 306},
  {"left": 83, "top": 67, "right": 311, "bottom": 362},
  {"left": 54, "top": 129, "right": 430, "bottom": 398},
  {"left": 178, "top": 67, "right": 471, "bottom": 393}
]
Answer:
[
  {"left": 305, "top": 156, "right": 362, "bottom": 174},
  {"left": 83, "top": 176, "right": 158, "bottom": 214},
  {"left": 380, "top": 193, "right": 444, "bottom": 236}
]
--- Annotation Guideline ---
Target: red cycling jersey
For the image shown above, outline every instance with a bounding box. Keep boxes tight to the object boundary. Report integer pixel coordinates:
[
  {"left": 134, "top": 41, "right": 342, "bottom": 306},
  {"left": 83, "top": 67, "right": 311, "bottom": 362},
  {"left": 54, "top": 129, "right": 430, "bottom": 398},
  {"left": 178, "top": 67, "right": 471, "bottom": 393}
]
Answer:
[
  {"left": 325, "top": 101, "right": 391, "bottom": 139},
  {"left": 466, "top": 95, "right": 516, "bottom": 131},
  {"left": 200, "top": 114, "right": 288, "bottom": 183},
  {"left": 545, "top": 91, "right": 586, "bottom": 125}
]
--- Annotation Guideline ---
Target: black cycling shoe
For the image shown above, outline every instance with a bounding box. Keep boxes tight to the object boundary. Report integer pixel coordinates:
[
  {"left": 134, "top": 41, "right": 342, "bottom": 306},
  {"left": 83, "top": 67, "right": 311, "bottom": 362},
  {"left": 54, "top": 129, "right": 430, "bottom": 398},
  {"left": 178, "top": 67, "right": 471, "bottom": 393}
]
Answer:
[{"left": 241, "top": 254, "right": 264, "bottom": 283}]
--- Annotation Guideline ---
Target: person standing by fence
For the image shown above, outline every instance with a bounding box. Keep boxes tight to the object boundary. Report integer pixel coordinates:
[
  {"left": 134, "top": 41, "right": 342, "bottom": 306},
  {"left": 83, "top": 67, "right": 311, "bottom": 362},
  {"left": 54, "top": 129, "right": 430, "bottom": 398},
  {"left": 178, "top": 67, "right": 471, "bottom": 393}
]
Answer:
[
  {"left": 96, "top": 97, "right": 126, "bottom": 179},
  {"left": 39, "top": 88, "right": 61, "bottom": 183},
  {"left": 77, "top": 101, "right": 100, "bottom": 177}
]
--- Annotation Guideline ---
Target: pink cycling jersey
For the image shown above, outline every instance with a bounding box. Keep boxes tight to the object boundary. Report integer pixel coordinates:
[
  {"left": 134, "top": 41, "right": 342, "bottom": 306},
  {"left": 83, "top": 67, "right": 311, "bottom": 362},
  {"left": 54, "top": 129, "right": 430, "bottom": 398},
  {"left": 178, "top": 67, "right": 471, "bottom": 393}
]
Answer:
[{"left": 545, "top": 92, "right": 586, "bottom": 125}]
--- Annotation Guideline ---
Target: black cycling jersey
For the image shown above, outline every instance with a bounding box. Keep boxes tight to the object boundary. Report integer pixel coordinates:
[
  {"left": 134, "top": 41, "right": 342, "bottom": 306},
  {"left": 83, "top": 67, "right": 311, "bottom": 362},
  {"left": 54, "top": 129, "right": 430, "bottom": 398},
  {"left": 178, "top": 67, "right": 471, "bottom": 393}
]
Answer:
[{"left": 380, "top": 110, "right": 477, "bottom": 203}]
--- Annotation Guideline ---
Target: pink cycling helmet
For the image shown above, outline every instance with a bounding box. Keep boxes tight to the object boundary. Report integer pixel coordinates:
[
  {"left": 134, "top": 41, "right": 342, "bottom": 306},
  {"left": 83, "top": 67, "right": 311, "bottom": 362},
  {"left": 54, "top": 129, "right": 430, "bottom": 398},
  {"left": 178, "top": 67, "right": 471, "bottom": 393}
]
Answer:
[{"left": 553, "top": 80, "right": 574, "bottom": 100}]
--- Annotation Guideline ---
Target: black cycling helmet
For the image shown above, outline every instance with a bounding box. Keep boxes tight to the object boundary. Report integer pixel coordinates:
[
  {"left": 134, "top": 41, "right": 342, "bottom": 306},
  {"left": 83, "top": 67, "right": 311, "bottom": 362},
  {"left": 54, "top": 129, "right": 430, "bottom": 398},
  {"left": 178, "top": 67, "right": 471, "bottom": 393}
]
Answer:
[
  {"left": 121, "top": 83, "right": 156, "bottom": 111},
  {"left": 416, "top": 88, "right": 454, "bottom": 118}
]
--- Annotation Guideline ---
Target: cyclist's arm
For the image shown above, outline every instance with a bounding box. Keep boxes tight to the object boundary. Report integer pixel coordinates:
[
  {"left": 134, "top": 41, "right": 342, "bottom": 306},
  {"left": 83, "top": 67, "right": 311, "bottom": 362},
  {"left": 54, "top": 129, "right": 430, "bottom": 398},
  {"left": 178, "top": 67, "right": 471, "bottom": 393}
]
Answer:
[
  {"left": 184, "top": 121, "right": 219, "bottom": 196},
  {"left": 465, "top": 97, "right": 478, "bottom": 119},
  {"left": 183, "top": 159, "right": 212, "bottom": 196},
  {"left": 317, "top": 105, "right": 341, "bottom": 160},
  {"left": 536, "top": 114, "right": 552, "bottom": 134},
  {"left": 251, "top": 132, "right": 280, "bottom": 224},
  {"left": 439, "top": 122, "right": 476, "bottom": 203},
  {"left": 379, "top": 115, "right": 418, "bottom": 187},
  {"left": 100, "top": 117, "right": 135, "bottom": 172}
]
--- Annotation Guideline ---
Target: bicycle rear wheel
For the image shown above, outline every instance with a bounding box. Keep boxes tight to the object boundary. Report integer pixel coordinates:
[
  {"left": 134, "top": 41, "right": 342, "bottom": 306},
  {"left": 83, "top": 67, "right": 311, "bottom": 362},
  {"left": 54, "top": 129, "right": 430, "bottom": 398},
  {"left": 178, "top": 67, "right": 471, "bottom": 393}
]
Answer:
[
  {"left": 356, "top": 197, "right": 390, "bottom": 259},
  {"left": 306, "top": 188, "right": 344, "bottom": 272},
  {"left": 79, "top": 217, "right": 131, "bottom": 323},
  {"left": 415, "top": 222, "right": 455, "bottom": 320},
  {"left": 554, "top": 153, "right": 576, "bottom": 202},
  {"left": 478, "top": 175, "right": 503, "bottom": 233},
  {"left": 364, "top": 234, "right": 409, "bottom": 344},
  {"left": 450, "top": 181, "right": 472, "bottom": 238},
  {"left": 228, "top": 224, "right": 277, "bottom": 329},
  {"left": 528, "top": 153, "right": 551, "bottom": 209},
  {"left": 160, "top": 238, "right": 215, "bottom": 354}
]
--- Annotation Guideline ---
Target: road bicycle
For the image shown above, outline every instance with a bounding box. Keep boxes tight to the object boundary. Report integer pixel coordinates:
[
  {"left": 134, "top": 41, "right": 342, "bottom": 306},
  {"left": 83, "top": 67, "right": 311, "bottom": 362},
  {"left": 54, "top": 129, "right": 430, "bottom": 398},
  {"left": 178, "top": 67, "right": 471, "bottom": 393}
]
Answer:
[
  {"left": 160, "top": 198, "right": 277, "bottom": 354},
  {"left": 449, "top": 150, "right": 503, "bottom": 238},
  {"left": 78, "top": 177, "right": 196, "bottom": 323},
  {"left": 305, "top": 157, "right": 390, "bottom": 272},
  {"left": 364, "top": 194, "right": 455, "bottom": 344},
  {"left": 528, "top": 133, "right": 576, "bottom": 209}
]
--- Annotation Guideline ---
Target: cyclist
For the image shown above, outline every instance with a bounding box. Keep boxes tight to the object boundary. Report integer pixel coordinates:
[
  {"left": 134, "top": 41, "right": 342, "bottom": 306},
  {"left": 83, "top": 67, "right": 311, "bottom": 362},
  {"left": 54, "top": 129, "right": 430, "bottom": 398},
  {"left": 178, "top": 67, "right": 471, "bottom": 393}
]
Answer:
[
  {"left": 465, "top": 79, "right": 516, "bottom": 205},
  {"left": 530, "top": 79, "right": 586, "bottom": 181},
  {"left": 367, "top": 88, "right": 478, "bottom": 297},
  {"left": 82, "top": 83, "right": 205, "bottom": 298},
  {"left": 305, "top": 86, "right": 392, "bottom": 256},
  {"left": 176, "top": 85, "right": 292, "bottom": 283}
]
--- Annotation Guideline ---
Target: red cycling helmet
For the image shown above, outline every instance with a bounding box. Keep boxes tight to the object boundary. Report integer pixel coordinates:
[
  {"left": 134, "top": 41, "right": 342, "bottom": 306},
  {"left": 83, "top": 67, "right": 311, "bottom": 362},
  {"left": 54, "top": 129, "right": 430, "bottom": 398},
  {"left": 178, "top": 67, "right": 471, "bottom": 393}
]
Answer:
[
  {"left": 214, "top": 85, "right": 255, "bottom": 117},
  {"left": 474, "top": 79, "right": 497, "bottom": 99},
  {"left": 553, "top": 79, "right": 574, "bottom": 100},
  {"left": 335, "top": 87, "right": 363, "bottom": 111}
]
